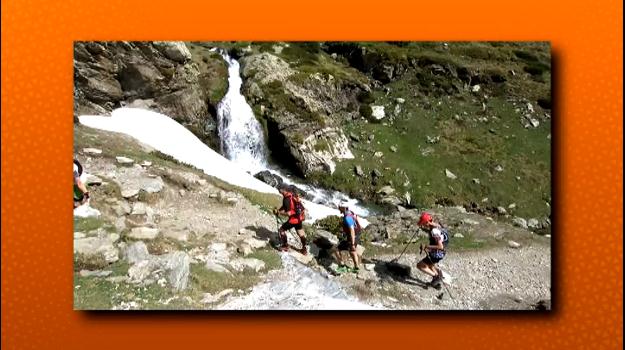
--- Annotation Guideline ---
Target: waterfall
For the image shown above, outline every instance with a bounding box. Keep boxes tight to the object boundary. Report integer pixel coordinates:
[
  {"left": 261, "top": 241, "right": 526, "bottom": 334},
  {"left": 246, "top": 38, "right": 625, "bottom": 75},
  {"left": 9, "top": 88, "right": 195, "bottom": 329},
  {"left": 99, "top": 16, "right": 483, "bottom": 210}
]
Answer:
[
  {"left": 216, "top": 53, "right": 267, "bottom": 174},
  {"left": 215, "top": 51, "right": 370, "bottom": 217}
]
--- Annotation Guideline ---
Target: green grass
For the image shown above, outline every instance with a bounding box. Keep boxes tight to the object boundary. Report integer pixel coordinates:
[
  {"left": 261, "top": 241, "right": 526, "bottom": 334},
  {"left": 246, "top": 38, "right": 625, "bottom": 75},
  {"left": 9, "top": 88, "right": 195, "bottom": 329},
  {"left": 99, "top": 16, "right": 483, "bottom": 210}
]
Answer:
[{"left": 74, "top": 216, "right": 106, "bottom": 232}]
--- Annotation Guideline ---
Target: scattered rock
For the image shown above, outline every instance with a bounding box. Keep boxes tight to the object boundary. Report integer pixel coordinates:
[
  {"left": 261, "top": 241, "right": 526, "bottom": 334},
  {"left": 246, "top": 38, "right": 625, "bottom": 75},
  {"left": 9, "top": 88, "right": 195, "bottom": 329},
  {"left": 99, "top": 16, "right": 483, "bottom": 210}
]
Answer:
[
  {"left": 461, "top": 218, "right": 479, "bottom": 226},
  {"left": 494, "top": 165, "right": 504, "bottom": 172},
  {"left": 395, "top": 98, "right": 405, "bottom": 104},
  {"left": 140, "top": 161, "right": 152, "bottom": 167},
  {"left": 152, "top": 41, "right": 192, "bottom": 63},
  {"left": 116, "top": 156, "right": 135, "bottom": 165},
  {"left": 374, "top": 151, "right": 384, "bottom": 158},
  {"left": 121, "top": 188, "right": 140, "bottom": 199},
  {"left": 128, "top": 227, "right": 159, "bottom": 240},
  {"left": 124, "top": 241, "right": 150, "bottom": 264},
  {"left": 349, "top": 133, "right": 360, "bottom": 142},
  {"left": 472, "top": 178, "right": 480, "bottom": 185},
  {"left": 237, "top": 243, "right": 253, "bottom": 257},
  {"left": 508, "top": 203, "right": 517, "bottom": 209},
  {"left": 83, "top": 148, "right": 102, "bottom": 155},
  {"left": 205, "top": 261, "right": 231, "bottom": 274},
  {"left": 364, "top": 263, "right": 375, "bottom": 271},
  {"left": 74, "top": 236, "right": 119, "bottom": 263},
  {"left": 508, "top": 240, "right": 521, "bottom": 249},
  {"left": 244, "top": 238, "right": 268, "bottom": 249},
  {"left": 390, "top": 146, "right": 398, "bottom": 153},
  {"left": 370, "top": 105, "right": 385, "bottom": 120},
  {"left": 377, "top": 186, "right": 395, "bottom": 196},
  {"left": 230, "top": 258, "right": 266, "bottom": 272},
  {"left": 497, "top": 207, "right": 507, "bottom": 215},
  {"left": 454, "top": 233, "right": 465, "bottom": 238},
  {"left": 254, "top": 170, "right": 284, "bottom": 188},
  {"left": 368, "top": 134, "right": 375, "bottom": 142},
  {"left": 472, "top": 84, "right": 481, "bottom": 92},
  {"left": 445, "top": 169, "right": 457, "bottom": 180},
  {"left": 512, "top": 217, "right": 528, "bottom": 229},
  {"left": 354, "top": 165, "right": 364, "bottom": 177},
  {"left": 426, "top": 135, "right": 440, "bottom": 144},
  {"left": 371, "top": 169, "right": 382, "bottom": 178},
  {"left": 527, "top": 218, "right": 540, "bottom": 229}
]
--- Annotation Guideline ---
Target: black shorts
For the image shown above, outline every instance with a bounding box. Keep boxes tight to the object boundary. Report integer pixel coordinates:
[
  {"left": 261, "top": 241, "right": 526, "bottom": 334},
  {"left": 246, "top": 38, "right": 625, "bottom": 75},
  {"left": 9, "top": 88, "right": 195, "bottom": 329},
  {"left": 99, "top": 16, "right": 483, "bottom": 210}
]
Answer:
[
  {"left": 338, "top": 234, "right": 361, "bottom": 251},
  {"left": 420, "top": 254, "right": 443, "bottom": 265},
  {"left": 281, "top": 221, "right": 303, "bottom": 231}
]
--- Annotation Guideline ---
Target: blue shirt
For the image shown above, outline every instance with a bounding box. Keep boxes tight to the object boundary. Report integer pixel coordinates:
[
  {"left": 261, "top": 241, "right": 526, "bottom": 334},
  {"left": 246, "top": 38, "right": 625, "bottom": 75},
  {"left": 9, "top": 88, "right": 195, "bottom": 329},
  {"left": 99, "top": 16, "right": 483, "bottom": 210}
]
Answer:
[{"left": 343, "top": 215, "right": 356, "bottom": 229}]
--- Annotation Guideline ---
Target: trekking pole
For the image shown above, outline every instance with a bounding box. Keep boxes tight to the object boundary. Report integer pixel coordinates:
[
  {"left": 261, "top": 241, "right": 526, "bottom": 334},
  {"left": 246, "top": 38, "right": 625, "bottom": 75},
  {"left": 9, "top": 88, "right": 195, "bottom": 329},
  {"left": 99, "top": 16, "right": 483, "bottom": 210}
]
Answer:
[{"left": 391, "top": 229, "right": 419, "bottom": 263}]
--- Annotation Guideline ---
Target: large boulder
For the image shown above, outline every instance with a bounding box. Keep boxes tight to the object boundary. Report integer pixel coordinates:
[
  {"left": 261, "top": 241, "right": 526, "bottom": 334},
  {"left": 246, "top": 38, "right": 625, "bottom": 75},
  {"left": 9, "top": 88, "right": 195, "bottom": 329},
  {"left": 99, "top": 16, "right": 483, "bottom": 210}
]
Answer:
[
  {"left": 153, "top": 41, "right": 192, "bottom": 63},
  {"left": 254, "top": 170, "right": 284, "bottom": 188},
  {"left": 74, "top": 236, "right": 119, "bottom": 263}
]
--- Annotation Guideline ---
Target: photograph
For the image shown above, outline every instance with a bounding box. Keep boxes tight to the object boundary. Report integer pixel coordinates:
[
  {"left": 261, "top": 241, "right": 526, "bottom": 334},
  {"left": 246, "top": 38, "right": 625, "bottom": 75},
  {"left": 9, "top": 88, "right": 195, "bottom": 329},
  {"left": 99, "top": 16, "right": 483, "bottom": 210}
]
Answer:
[{"left": 73, "top": 41, "right": 552, "bottom": 310}]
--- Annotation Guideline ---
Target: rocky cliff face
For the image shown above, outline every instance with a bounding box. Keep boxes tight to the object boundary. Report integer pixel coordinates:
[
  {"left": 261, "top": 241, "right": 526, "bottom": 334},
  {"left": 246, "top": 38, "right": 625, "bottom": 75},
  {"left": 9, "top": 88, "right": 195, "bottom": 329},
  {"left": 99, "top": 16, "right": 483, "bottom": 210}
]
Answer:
[
  {"left": 239, "top": 50, "right": 370, "bottom": 176},
  {"left": 73, "top": 41, "right": 228, "bottom": 149}
]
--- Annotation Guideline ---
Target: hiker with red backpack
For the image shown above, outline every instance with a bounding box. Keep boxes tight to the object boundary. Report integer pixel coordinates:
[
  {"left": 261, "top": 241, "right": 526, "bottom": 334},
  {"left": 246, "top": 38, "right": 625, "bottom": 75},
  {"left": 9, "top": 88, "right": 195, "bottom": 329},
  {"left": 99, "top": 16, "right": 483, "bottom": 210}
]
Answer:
[
  {"left": 416, "top": 212, "right": 449, "bottom": 289},
  {"left": 334, "top": 202, "right": 362, "bottom": 273},
  {"left": 273, "top": 184, "right": 308, "bottom": 255}
]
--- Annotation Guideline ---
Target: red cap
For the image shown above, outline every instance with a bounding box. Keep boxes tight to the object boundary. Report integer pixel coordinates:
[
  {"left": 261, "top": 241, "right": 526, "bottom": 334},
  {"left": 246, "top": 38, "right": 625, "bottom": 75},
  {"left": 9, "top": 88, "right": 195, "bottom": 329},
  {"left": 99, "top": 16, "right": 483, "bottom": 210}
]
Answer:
[{"left": 418, "top": 212, "right": 433, "bottom": 226}]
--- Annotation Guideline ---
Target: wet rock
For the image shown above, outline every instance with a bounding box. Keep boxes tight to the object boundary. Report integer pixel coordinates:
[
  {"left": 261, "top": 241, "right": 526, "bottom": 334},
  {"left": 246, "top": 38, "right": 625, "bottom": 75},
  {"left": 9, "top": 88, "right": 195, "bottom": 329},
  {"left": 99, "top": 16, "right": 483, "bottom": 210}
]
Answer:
[{"left": 254, "top": 170, "right": 284, "bottom": 188}]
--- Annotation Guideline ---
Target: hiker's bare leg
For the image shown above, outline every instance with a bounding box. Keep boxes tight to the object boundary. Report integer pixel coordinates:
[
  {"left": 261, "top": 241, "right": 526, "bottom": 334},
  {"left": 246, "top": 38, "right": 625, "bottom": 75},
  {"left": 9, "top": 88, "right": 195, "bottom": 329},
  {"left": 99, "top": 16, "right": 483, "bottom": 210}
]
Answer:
[
  {"left": 349, "top": 249, "right": 359, "bottom": 268},
  {"left": 417, "top": 261, "right": 437, "bottom": 278},
  {"left": 333, "top": 248, "right": 344, "bottom": 265},
  {"left": 296, "top": 229, "right": 307, "bottom": 246}
]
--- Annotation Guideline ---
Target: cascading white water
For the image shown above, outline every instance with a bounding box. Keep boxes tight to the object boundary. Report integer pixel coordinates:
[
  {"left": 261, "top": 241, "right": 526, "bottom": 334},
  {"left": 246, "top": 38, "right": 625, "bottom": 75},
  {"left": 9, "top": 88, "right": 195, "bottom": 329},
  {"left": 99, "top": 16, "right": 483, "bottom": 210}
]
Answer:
[
  {"left": 216, "top": 52, "right": 370, "bottom": 217},
  {"left": 216, "top": 54, "right": 267, "bottom": 174}
]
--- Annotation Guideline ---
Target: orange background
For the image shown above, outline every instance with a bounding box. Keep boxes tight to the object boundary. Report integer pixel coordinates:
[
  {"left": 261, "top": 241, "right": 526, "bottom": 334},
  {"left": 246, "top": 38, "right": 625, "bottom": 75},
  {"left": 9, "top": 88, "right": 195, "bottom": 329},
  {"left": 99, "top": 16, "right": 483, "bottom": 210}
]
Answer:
[{"left": 1, "top": 0, "right": 622, "bottom": 349}]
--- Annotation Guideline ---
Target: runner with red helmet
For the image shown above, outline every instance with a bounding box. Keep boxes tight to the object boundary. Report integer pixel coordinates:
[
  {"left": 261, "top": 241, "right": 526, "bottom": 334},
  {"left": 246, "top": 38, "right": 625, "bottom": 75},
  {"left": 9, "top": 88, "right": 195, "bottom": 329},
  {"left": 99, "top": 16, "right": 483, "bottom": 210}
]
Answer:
[
  {"left": 417, "top": 212, "right": 449, "bottom": 289},
  {"left": 273, "top": 184, "right": 308, "bottom": 255}
]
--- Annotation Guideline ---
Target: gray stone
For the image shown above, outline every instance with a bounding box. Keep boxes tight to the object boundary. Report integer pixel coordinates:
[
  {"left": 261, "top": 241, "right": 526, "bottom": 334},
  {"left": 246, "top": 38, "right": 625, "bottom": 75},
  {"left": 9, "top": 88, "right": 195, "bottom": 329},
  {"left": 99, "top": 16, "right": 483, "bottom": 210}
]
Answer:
[
  {"left": 390, "top": 146, "right": 398, "bottom": 153},
  {"left": 371, "top": 105, "right": 385, "bottom": 120},
  {"left": 116, "top": 156, "right": 135, "bottom": 165},
  {"left": 74, "top": 236, "right": 119, "bottom": 263},
  {"left": 84, "top": 174, "right": 103, "bottom": 186},
  {"left": 508, "top": 240, "right": 521, "bottom": 249},
  {"left": 158, "top": 251, "right": 190, "bottom": 290},
  {"left": 495, "top": 165, "right": 504, "bottom": 172},
  {"left": 140, "top": 160, "right": 153, "bottom": 167},
  {"left": 205, "top": 261, "right": 231, "bottom": 274},
  {"left": 237, "top": 243, "right": 253, "bottom": 256},
  {"left": 163, "top": 231, "right": 189, "bottom": 242},
  {"left": 508, "top": 203, "right": 517, "bottom": 209},
  {"left": 74, "top": 232, "right": 86, "bottom": 239},
  {"left": 131, "top": 202, "right": 149, "bottom": 216},
  {"left": 315, "top": 230, "right": 339, "bottom": 246},
  {"left": 244, "top": 238, "right": 268, "bottom": 249},
  {"left": 454, "top": 233, "right": 465, "bottom": 238},
  {"left": 121, "top": 188, "right": 140, "bottom": 199},
  {"left": 371, "top": 169, "right": 382, "bottom": 178},
  {"left": 128, "top": 227, "right": 159, "bottom": 240},
  {"left": 472, "top": 178, "right": 481, "bottom": 185},
  {"left": 374, "top": 151, "right": 384, "bottom": 158},
  {"left": 377, "top": 186, "right": 395, "bottom": 196},
  {"left": 512, "top": 217, "right": 528, "bottom": 229},
  {"left": 230, "top": 258, "right": 266, "bottom": 272},
  {"left": 461, "top": 218, "right": 479, "bottom": 226},
  {"left": 124, "top": 241, "right": 150, "bottom": 264},
  {"left": 497, "top": 207, "right": 507, "bottom": 215},
  {"left": 396, "top": 98, "right": 405, "bottom": 104},
  {"left": 83, "top": 148, "right": 102, "bottom": 155},
  {"left": 153, "top": 41, "right": 192, "bottom": 63},
  {"left": 354, "top": 165, "right": 364, "bottom": 177},
  {"left": 527, "top": 218, "right": 540, "bottom": 229}
]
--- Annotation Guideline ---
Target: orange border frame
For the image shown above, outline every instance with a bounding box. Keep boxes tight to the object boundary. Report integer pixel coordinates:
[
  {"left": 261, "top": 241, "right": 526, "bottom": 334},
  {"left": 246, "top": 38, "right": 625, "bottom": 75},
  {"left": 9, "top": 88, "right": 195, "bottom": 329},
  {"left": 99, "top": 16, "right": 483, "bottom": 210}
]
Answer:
[{"left": 1, "top": 0, "right": 622, "bottom": 349}]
